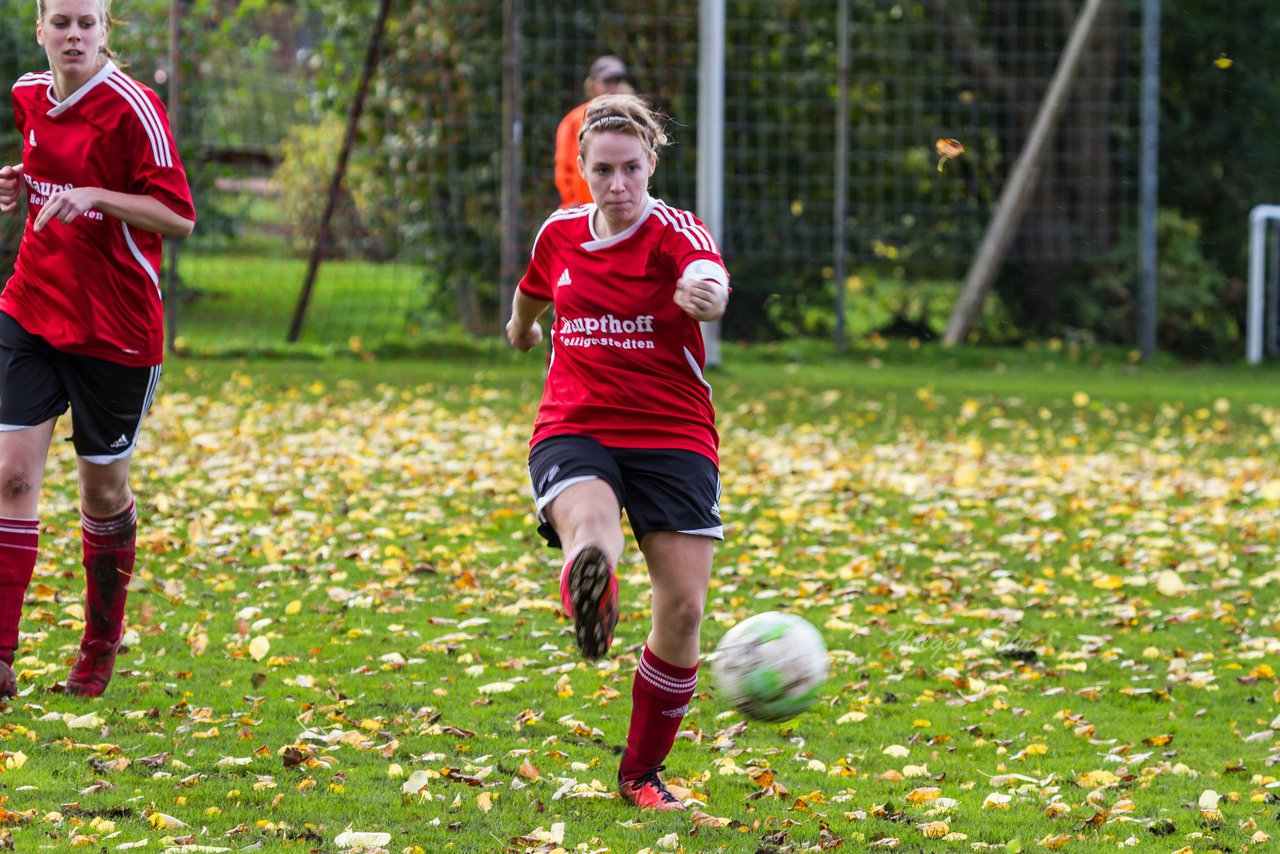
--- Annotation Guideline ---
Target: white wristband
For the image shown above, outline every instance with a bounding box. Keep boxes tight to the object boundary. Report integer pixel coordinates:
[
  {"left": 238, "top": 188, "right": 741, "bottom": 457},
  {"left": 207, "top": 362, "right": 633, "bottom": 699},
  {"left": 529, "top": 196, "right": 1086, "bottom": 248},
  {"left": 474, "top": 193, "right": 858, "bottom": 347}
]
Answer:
[{"left": 682, "top": 259, "right": 729, "bottom": 292}]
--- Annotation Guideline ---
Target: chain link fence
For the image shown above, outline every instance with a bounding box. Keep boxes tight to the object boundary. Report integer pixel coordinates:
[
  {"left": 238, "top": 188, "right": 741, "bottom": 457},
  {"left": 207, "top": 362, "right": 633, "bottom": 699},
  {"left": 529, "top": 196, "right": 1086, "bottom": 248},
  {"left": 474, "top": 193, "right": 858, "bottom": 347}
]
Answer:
[{"left": 0, "top": 0, "right": 1140, "bottom": 355}]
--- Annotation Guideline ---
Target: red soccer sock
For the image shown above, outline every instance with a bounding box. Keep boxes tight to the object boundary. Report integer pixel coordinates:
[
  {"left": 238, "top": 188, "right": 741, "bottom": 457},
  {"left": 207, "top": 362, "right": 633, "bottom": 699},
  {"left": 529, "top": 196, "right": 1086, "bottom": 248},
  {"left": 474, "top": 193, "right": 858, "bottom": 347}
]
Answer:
[
  {"left": 0, "top": 518, "right": 39, "bottom": 665},
  {"left": 80, "top": 503, "right": 136, "bottom": 646},
  {"left": 618, "top": 645, "right": 699, "bottom": 781}
]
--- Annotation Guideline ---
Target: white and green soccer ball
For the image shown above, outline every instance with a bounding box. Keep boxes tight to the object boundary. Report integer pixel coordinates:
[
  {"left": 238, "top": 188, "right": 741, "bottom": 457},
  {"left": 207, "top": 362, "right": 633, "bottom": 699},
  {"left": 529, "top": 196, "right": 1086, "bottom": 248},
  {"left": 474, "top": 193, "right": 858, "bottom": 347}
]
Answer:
[{"left": 711, "top": 611, "right": 828, "bottom": 723}]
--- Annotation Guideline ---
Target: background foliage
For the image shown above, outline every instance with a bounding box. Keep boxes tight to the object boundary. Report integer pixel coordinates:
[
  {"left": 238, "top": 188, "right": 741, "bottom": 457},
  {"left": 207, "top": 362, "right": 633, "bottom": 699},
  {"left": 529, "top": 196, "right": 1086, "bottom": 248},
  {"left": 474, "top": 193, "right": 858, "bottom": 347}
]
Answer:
[
  {"left": 282, "top": 0, "right": 1143, "bottom": 344},
  {"left": 1160, "top": 0, "right": 1280, "bottom": 281},
  {"left": 0, "top": 1, "right": 1274, "bottom": 358}
]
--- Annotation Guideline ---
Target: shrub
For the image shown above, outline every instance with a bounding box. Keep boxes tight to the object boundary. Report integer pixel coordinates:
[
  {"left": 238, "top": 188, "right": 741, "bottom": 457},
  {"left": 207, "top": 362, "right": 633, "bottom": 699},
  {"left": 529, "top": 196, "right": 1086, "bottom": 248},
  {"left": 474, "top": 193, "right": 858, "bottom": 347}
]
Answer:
[
  {"left": 274, "top": 115, "right": 380, "bottom": 259},
  {"left": 1064, "top": 208, "right": 1240, "bottom": 359}
]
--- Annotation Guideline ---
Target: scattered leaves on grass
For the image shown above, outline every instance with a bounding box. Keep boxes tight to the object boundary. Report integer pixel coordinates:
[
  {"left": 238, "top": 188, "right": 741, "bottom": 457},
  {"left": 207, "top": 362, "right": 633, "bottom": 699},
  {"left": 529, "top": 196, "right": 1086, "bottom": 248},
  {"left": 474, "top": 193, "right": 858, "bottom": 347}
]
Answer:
[{"left": 3, "top": 368, "right": 1280, "bottom": 850}]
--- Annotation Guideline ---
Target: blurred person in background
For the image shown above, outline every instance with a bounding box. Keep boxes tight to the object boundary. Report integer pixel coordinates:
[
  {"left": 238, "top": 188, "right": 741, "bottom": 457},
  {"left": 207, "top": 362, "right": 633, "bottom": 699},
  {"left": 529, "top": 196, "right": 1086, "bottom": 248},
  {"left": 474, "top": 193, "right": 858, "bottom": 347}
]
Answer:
[
  {"left": 508, "top": 94, "right": 729, "bottom": 810},
  {"left": 555, "top": 55, "right": 635, "bottom": 208},
  {"left": 0, "top": 0, "right": 195, "bottom": 698}
]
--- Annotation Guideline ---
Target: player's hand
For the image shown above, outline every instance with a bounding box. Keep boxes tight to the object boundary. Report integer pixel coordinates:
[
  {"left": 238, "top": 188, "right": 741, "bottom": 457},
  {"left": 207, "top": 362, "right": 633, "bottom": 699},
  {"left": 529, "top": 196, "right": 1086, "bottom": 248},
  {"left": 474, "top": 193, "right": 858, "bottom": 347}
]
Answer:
[
  {"left": 0, "top": 164, "right": 22, "bottom": 214},
  {"left": 506, "top": 317, "right": 543, "bottom": 351},
  {"left": 674, "top": 276, "right": 728, "bottom": 321},
  {"left": 33, "top": 186, "right": 99, "bottom": 232}
]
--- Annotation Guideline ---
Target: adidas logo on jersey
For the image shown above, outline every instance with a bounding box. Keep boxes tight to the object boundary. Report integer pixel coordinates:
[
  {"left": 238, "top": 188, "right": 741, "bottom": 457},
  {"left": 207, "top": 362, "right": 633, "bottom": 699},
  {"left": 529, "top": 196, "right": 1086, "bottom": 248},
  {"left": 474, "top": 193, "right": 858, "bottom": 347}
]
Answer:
[
  {"left": 556, "top": 269, "right": 572, "bottom": 287},
  {"left": 28, "top": 130, "right": 36, "bottom": 147},
  {"left": 109, "top": 434, "right": 129, "bottom": 449}
]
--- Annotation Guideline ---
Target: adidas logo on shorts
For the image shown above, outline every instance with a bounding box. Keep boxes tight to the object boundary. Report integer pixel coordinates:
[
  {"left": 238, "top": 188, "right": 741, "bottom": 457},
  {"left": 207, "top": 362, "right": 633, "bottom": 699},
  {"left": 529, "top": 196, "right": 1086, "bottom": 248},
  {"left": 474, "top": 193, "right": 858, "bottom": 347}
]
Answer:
[
  {"left": 537, "top": 464, "right": 560, "bottom": 493},
  {"left": 109, "top": 434, "right": 129, "bottom": 449}
]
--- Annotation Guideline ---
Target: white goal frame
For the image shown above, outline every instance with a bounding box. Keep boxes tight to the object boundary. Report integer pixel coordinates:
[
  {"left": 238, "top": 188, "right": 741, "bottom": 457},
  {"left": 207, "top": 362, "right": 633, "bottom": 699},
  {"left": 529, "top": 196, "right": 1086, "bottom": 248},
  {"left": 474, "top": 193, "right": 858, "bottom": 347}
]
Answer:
[{"left": 1247, "top": 204, "right": 1280, "bottom": 364}]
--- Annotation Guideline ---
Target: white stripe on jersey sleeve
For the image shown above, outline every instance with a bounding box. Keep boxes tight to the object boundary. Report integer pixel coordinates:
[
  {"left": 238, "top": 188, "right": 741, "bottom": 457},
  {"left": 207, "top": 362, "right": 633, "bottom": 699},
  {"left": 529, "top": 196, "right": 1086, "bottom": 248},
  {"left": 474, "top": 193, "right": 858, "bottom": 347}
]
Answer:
[
  {"left": 674, "top": 207, "right": 719, "bottom": 252},
  {"left": 105, "top": 73, "right": 172, "bottom": 167},
  {"left": 12, "top": 72, "right": 52, "bottom": 90},
  {"left": 664, "top": 205, "right": 716, "bottom": 252},
  {"left": 529, "top": 206, "right": 590, "bottom": 258},
  {"left": 652, "top": 202, "right": 716, "bottom": 253}
]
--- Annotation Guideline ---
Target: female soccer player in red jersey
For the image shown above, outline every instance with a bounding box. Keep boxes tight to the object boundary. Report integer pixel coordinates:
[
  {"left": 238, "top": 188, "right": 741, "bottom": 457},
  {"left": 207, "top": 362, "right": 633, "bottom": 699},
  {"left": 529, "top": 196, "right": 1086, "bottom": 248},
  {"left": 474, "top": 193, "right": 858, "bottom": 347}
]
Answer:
[
  {"left": 506, "top": 93, "right": 729, "bottom": 811},
  {"left": 0, "top": 0, "right": 195, "bottom": 698}
]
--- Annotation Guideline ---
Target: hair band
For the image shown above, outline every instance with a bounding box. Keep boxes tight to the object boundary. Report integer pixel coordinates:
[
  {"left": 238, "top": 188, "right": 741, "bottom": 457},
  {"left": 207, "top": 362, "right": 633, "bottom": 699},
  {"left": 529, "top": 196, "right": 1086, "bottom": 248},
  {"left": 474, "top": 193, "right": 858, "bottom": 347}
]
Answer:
[{"left": 584, "top": 115, "right": 631, "bottom": 132}]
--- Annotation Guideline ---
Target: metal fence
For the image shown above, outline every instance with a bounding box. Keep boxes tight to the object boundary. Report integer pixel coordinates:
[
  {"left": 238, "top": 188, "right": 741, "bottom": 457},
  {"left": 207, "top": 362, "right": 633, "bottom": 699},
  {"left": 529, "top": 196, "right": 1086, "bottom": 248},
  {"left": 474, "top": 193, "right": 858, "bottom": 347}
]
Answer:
[{"left": 0, "top": 0, "right": 1140, "bottom": 354}]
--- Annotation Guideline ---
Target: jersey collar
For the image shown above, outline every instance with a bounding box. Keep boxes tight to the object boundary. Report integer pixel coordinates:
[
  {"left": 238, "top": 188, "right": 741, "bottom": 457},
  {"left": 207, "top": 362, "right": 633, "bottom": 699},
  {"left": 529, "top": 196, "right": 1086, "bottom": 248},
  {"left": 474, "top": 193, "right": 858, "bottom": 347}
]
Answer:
[
  {"left": 47, "top": 59, "right": 117, "bottom": 117},
  {"left": 583, "top": 194, "right": 657, "bottom": 251}
]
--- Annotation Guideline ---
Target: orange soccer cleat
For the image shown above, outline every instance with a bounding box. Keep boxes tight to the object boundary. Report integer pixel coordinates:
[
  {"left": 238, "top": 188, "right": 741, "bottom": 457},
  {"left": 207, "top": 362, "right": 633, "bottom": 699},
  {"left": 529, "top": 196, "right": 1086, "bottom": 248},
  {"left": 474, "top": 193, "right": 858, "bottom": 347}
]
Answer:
[{"left": 618, "top": 767, "right": 686, "bottom": 812}]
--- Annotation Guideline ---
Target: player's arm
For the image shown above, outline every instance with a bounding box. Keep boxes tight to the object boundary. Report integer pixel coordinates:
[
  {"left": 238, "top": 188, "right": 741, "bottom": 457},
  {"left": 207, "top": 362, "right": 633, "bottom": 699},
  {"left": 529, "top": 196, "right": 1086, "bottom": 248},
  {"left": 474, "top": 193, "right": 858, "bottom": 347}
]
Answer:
[
  {"left": 33, "top": 187, "right": 194, "bottom": 237},
  {"left": 0, "top": 163, "right": 23, "bottom": 214},
  {"left": 674, "top": 258, "right": 730, "bottom": 322},
  {"left": 506, "top": 288, "right": 552, "bottom": 351}
]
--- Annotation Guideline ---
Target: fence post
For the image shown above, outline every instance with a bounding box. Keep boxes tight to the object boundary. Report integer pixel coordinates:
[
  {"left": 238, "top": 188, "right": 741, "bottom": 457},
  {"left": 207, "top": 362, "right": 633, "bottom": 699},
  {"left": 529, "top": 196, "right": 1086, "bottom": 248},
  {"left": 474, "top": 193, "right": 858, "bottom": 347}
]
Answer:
[
  {"left": 1247, "top": 205, "right": 1280, "bottom": 364},
  {"left": 164, "top": 0, "right": 183, "bottom": 354},
  {"left": 500, "top": 0, "right": 522, "bottom": 332},
  {"left": 1269, "top": 220, "right": 1280, "bottom": 355},
  {"left": 697, "top": 0, "right": 725, "bottom": 367},
  {"left": 832, "top": 0, "right": 850, "bottom": 354},
  {"left": 1137, "top": 0, "right": 1161, "bottom": 360}
]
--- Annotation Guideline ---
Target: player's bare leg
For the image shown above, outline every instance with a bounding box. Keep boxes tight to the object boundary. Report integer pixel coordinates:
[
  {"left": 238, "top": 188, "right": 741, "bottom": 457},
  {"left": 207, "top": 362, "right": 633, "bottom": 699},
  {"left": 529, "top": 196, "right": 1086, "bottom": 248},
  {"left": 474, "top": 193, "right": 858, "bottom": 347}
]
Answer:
[{"left": 640, "top": 532, "right": 712, "bottom": 667}]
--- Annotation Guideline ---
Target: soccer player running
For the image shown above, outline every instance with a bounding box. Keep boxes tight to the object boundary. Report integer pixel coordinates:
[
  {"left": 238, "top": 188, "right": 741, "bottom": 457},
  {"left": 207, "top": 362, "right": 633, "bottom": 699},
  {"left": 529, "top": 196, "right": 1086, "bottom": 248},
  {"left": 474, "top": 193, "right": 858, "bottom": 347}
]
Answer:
[
  {"left": 0, "top": 0, "right": 195, "bottom": 698},
  {"left": 507, "top": 93, "right": 729, "bottom": 811}
]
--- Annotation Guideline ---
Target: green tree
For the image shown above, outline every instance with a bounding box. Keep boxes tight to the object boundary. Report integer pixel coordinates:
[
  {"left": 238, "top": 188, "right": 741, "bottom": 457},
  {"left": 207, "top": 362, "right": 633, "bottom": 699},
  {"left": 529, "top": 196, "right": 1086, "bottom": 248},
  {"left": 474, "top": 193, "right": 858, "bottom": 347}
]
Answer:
[
  {"left": 298, "top": 1, "right": 504, "bottom": 334},
  {"left": 1160, "top": 0, "right": 1280, "bottom": 281}
]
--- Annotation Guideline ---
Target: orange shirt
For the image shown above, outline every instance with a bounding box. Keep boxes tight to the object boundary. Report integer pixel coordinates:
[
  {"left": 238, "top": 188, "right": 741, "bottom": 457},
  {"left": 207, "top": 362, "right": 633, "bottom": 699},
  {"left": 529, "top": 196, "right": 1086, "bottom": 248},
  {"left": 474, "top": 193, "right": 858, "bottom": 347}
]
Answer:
[{"left": 554, "top": 101, "right": 593, "bottom": 208}]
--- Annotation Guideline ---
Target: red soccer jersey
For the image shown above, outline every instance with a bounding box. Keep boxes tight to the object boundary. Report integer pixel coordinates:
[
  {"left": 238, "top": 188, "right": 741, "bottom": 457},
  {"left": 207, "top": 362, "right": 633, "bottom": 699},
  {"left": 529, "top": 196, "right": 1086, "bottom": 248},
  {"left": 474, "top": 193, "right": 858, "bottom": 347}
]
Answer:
[
  {"left": 518, "top": 197, "right": 729, "bottom": 464},
  {"left": 2, "top": 61, "right": 195, "bottom": 366}
]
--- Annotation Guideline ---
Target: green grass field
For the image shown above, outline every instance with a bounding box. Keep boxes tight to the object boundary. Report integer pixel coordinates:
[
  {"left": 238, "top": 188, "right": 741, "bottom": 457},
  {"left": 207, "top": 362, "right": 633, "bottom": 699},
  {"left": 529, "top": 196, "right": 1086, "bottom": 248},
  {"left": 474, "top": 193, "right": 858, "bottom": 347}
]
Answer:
[
  {"left": 5, "top": 347, "right": 1280, "bottom": 852},
  {"left": 171, "top": 252, "right": 429, "bottom": 354}
]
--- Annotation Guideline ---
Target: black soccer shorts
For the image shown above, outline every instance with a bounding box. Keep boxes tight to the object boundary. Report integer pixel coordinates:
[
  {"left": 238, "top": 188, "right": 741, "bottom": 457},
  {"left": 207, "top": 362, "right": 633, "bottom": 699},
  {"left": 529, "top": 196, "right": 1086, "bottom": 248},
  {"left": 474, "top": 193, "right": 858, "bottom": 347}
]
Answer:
[
  {"left": 0, "top": 312, "right": 160, "bottom": 463},
  {"left": 528, "top": 433, "right": 723, "bottom": 548}
]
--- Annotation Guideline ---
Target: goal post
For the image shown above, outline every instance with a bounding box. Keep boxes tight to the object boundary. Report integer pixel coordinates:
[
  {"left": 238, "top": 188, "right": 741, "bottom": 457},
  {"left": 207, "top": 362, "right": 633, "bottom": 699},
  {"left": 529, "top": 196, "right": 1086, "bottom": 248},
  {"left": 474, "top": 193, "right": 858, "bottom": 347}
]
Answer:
[{"left": 1247, "top": 205, "right": 1280, "bottom": 365}]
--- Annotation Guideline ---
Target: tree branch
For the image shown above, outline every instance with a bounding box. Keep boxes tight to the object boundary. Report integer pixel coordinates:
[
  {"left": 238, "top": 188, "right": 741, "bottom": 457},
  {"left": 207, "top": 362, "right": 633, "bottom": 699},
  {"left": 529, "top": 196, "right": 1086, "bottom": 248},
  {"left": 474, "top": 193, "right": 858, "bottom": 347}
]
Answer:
[
  {"left": 919, "top": 0, "right": 1022, "bottom": 104},
  {"left": 1053, "top": 0, "right": 1078, "bottom": 32}
]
